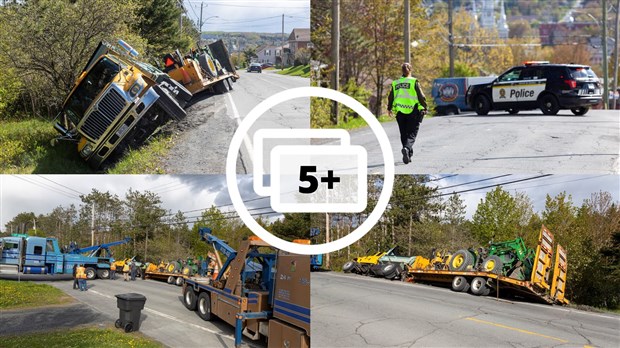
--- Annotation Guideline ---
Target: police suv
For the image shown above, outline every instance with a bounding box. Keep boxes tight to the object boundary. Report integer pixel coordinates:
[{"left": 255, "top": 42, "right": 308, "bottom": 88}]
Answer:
[{"left": 466, "top": 61, "right": 602, "bottom": 116}]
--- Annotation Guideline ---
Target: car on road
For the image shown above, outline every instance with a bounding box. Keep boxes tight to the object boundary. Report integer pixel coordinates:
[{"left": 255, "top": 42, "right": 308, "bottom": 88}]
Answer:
[
  {"left": 247, "top": 62, "right": 262, "bottom": 73},
  {"left": 260, "top": 62, "right": 273, "bottom": 69},
  {"left": 466, "top": 61, "right": 602, "bottom": 116}
]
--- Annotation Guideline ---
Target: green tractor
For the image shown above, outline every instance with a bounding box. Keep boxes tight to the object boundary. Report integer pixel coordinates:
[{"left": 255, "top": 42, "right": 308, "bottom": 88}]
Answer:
[{"left": 479, "top": 237, "right": 535, "bottom": 280}]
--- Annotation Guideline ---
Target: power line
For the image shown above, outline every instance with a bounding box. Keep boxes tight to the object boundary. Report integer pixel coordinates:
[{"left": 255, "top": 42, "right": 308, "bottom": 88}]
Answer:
[
  {"left": 435, "top": 174, "right": 513, "bottom": 190},
  {"left": 10, "top": 175, "right": 81, "bottom": 200},
  {"left": 36, "top": 175, "right": 86, "bottom": 196}
]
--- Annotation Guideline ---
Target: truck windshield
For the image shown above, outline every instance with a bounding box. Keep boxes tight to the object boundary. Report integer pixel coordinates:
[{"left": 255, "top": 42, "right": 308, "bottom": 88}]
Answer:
[{"left": 62, "top": 57, "right": 121, "bottom": 125}]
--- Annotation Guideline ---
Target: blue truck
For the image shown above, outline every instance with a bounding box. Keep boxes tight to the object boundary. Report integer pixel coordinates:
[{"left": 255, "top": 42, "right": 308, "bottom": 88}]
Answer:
[
  {"left": 0, "top": 235, "right": 130, "bottom": 280},
  {"left": 432, "top": 77, "right": 496, "bottom": 115}
]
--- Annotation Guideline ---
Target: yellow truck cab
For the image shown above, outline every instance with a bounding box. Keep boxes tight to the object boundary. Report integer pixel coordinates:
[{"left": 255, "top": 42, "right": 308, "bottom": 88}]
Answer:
[{"left": 53, "top": 40, "right": 192, "bottom": 169}]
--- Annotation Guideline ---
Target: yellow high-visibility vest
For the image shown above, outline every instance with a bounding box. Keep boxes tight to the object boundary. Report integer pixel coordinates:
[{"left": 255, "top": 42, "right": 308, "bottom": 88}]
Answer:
[
  {"left": 391, "top": 77, "right": 424, "bottom": 114},
  {"left": 76, "top": 266, "right": 87, "bottom": 279}
]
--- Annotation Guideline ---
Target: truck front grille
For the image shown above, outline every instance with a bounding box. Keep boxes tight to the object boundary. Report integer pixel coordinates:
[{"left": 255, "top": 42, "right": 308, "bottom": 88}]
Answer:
[{"left": 81, "top": 88, "right": 126, "bottom": 141}]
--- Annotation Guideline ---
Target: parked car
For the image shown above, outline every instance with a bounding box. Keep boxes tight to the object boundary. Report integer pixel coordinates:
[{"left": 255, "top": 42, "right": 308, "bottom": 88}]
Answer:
[
  {"left": 247, "top": 63, "right": 262, "bottom": 73},
  {"left": 466, "top": 61, "right": 602, "bottom": 116},
  {"left": 261, "top": 63, "right": 273, "bottom": 69},
  {"left": 432, "top": 76, "right": 495, "bottom": 115}
]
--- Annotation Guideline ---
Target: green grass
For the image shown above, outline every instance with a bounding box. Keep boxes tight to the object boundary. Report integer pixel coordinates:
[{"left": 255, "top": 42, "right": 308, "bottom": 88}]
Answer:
[
  {"left": 0, "top": 119, "right": 174, "bottom": 174},
  {"left": 277, "top": 65, "right": 310, "bottom": 77},
  {"left": 107, "top": 134, "right": 174, "bottom": 174},
  {"left": 324, "top": 114, "right": 394, "bottom": 130},
  {"left": 2, "top": 327, "right": 163, "bottom": 348},
  {"left": 0, "top": 280, "right": 73, "bottom": 310}
]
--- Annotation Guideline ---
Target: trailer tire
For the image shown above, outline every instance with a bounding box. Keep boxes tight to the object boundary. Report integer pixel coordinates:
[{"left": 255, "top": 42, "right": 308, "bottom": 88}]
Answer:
[
  {"left": 342, "top": 261, "right": 356, "bottom": 273},
  {"left": 451, "top": 276, "right": 469, "bottom": 292},
  {"left": 448, "top": 250, "right": 473, "bottom": 271},
  {"left": 85, "top": 267, "right": 96, "bottom": 280},
  {"left": 481, "top": 255, "right": 503, "bottom": 274},
  {"left": 183, "top": 286, "right": 197, "bottom": 310},
  {"left": 470, "top": 277, "right": 488, "bottom": 296},
  {"left": 167, "top": 276, "right": 175, "bottom": 284},
  {"left": 213, "top": 80, "right": 228, "bottom": 94},
  {"left": 176, "top": 276, "right": 184, "bottom": 286},
  {"left": 97, "top": 269, "right": 110, "bottom": 279},
  {"left": 381, "top": 263, "right": 398, "bottom": 279},
  {"left": 196, "top": 292, "right": 212, "bottom": 321}
]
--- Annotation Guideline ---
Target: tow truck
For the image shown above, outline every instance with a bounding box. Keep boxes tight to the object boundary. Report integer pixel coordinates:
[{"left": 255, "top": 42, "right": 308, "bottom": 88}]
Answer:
[
  {"left": 0, "top": 235, "right": 130, "bottom": 280},
  {"left": 181, "top": 227, "right": 310, "bottom": 347},
  {"left": 404, "top": 226, "right": 568, "bottom": 304}
]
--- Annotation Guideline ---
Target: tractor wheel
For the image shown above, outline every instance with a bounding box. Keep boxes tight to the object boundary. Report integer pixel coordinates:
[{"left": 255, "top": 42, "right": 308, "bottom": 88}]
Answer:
[
  {"left": 470, "top": 277, "right": 488, "bottom": 296},
  {"left": 85, "top": 267, "right": 96, "bottom": 280},
  {"left": 474, "top": 95, "right": 491, "bottom": 115},
  {"left": 183, "top": 286, "right": 197, "bottom": 310},
  {"left": 342, "top": 261, "right": 356, "bottom": 273},
  {"left": 539, "top": 94, "right": 560, "bottom": 115},
  {"left": 481, "top": 255, "right": 503, "bottom": 274},
  {"left": 571, "top": 107, "right": 589, "bottom": 116},
  {"left": 175, "top": 276, "right": 184, "bottom": 286},
  {"left": 167, "top": 276, "right": 175, "bottom": 284},
  {"left": 196, "top": 292, "right": 212, "bottom": 321},
  {"left": 451, "top": 276, "right": 470, "bottom": 292},
  {"left": 97, "top": 269, "right": 110, "bottom": 279},
  {"left": 166, "top": 261, "right": 181, "bottom": 273},
  {"left": 198, "top": 53, "right": 217, "bottom": 78},
  {"left": 448, "top": 250, "right": 473, "bottom": 271},
  {"left": 182, "top": 266, "right": 191, "bottom": 276}
]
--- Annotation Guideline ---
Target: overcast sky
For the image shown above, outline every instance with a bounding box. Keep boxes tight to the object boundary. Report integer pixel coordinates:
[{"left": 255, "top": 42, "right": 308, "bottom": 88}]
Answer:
[
  {"left": 1, "top": 174, "right": 617, "bottom": 232},
  {"left": 182, "top": 0, "right": 310, "bottom": 33}
]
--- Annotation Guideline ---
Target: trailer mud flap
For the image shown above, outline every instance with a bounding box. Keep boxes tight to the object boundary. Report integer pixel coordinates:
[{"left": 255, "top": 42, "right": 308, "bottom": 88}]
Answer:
[
  {"left": 152, "top": 85, "right": 187, "bottom": 121},
  {"left": 550, "top": 244, "right": 568, "bottom": 304}
]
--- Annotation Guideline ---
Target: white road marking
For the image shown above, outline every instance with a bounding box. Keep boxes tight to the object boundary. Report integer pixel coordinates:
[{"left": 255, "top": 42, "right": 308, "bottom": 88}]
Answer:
[
  {"left": 89, "top": 289, "right": 236, "bottom": 342},
  {"left": 226, "top": 92, "right": 254, "bottom": 171}
]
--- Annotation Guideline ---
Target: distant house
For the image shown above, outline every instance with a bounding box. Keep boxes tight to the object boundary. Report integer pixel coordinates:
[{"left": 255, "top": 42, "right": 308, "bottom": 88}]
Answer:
[
  {"left": 256, "top": 45, "right": 282, "bottom": 65},
  {"left": 288, "top": 28, "right": 311, "bottom": 55}
]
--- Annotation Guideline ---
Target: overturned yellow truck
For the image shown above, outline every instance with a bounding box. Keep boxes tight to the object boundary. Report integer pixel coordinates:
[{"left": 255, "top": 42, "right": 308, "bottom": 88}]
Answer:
[{"left": 404, "top": 226, "right": 568, "bottom": 305}]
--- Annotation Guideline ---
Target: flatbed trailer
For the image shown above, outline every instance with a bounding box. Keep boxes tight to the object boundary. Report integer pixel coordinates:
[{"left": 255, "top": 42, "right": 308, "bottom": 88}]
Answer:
[
  {"left": 404, "top": 226, "right": 569, "bottom": 305},
  {"left": 144, "top": 270, "right": 185, "bottom": 286}
]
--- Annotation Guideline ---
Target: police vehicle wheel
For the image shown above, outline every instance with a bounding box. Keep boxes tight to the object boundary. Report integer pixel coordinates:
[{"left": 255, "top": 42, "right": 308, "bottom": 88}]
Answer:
[
  {"left": 474, "top": 95, "right": 491, "bottom": 115},
  {"left": 570, "top": 107, "right": 589, "bottom": 116},
  {"left": 508, "top": 108, "right": 519, "bottom": 115},
  {"left": 539, "top": 94, "right": 560, "bottom": 115}
]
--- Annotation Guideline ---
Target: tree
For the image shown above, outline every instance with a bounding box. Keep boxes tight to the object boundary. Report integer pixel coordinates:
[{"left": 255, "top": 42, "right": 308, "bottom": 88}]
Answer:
[
  {"left": 125, "top": 189, "right": 166, "bottom": 261},
  {"left": 136, "top": 0, "right": 192, "bottom": 59},
  {"left": 243, "top": 47, "right": 258, "bottom": 65},
  {"left": 4, "top": 212, "right": 36, "bottom": 234},
  {"left": 471, "top": 187, "right": 530, "bottom": 243},
  {"left": 271, "top": 213, "right": 312, "bottom": 240}
]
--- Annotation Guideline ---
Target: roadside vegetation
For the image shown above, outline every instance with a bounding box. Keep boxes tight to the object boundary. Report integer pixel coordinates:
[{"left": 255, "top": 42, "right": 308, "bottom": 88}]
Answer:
[
  {"left": 277, "top": 65, "right": 311, "bottom": 78},
  {"left": 0, "top": 280, "right": 72, "bottom": 310},
  {"left": 2, "top": 327, "right": 163, "bottom": 348}
]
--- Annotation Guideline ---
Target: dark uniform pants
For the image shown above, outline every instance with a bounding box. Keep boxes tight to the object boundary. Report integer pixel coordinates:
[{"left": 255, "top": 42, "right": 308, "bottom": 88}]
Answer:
[{"left": 396, "top": 110, "right": 423, "bottom": 154}]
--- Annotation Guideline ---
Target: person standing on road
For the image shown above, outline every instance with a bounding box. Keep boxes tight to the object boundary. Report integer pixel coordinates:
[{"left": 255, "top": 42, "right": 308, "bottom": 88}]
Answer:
[
  {"left": 123, "top": 262, "right": 130, "bottom": 281},
  {"left": 387, "top": 62, "right": 428, "bottom": 164},
  {"left": 76, "top": 264, "right": 87, "bottom": 291},
  {"left": 130, "top": 261, "right": 137, "bottom": 281},
  {"left": 72, "top": 264, "right": 79, "bottom": 290},
  {"left": 109, "top": 262, "right": 116, "bottom": 280}
]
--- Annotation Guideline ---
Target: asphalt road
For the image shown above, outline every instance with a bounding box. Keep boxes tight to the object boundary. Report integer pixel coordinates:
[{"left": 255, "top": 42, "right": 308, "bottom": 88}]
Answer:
[
  {"left": 345, "top": 109, "right": 619, "bottom": 174},
  {"left": 312, "top": 272, "right": 620, "bottom": 348},
  {"left": 163, "top": 69, "right": 308, "bottom": 174},
  {"left": 42, "top": 277, "right": 264, "bottom": 347}
]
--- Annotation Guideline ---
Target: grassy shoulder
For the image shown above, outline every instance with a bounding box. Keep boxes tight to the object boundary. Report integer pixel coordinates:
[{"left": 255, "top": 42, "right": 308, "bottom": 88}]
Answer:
[
  {"left": 276, "top": 65, "right": 310, "bottom": 78},
  {"left": 2, "top": 327, "right": 163, "bottom": 348},
  {"left": 0, "top": 280, "right": 73, "bottom": 310},
  {"left": 0, "top": 119, "right": 174, "bottom": 174}
]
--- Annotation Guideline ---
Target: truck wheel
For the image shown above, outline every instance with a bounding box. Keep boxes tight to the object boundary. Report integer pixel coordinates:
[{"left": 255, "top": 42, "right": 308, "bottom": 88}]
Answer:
[
  {"left": 481, "top": 255, "right": 503, "bottom": 274},
  {"left": 381, "top": 263, "right": 397, "bottom": 279},
  {"left": 570, "top": 107, "right": 589, "bottom": 116},
  {"left": 85, "top": 267, "right": 96, "bottom": 280},
  {"left": 342, "top": 261, "right": 356, "bottom": 273},
  {"left": 167, "top": 276, "right": 175, "bottom": 284},
  {"left": 196, "top": 292, "right": 212, "bottom": 321},
  {"left": 470, "top": 277, "right": 488, "bottom": 296},
  {"left": 213, "top": 80, "right": 228, "bottom": 94},
  {"left": 176, "top": 276, "right": 184, "bottom": 286},
  {"left": 448, "top": 250, "right": 473, "bottom": 271},
  {"left": 153, "top": 85, "right": 187, "bottom": 122},
  {"left": 451, "top": 276, "right": 470, "bottom": 292},
  {"left": 183, "top": 286, "right": 197, "bottom": 310},
  {"left": 97, "top": 269, "right": 110, "bottom": 279},
  {"left": 539, "top": 94, "right": 559, "bottom": 115},
  {"left": 474, "top": 95, "right": 491, "bottom": 115}
]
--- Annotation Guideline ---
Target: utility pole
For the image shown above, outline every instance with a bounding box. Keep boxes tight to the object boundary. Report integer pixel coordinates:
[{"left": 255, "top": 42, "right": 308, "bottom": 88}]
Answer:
[
  {"left": 448, "top": 0, "right": 455, "bottom": 77},
  {"left": 404, "top": 0, "right": 410, "bottom": 63},
  {"left": 91, "top": 203, "right": 95, "bottom": 245},
  {"left": 281, "top": 14, "right": 285, "bottom": 70},
  {"left": 199, "top": 2, "right": 203, "bottom": 32},
  {"left": 331, "top": 0, "right": 340, "bottom": 125},
  {"left": 325, "top": 213, "right": 330, "bottom": 269},
  {"left": 603, "top": 0, "right": 609, "bottom": 109},
  {"left": 613, "top": 0, "right": 620, "bottom": 109}
]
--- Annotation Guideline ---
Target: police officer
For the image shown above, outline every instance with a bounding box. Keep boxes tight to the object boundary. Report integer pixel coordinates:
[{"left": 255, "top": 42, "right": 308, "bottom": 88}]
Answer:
[{"left": 387, "top": 62, "right": 427, "bottom": 164}]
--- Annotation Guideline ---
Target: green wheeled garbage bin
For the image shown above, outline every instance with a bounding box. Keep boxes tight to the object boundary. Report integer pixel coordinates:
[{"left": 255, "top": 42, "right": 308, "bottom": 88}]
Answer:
[{"left": 114, "top": 293, "right": 147, "bottom": 332}]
